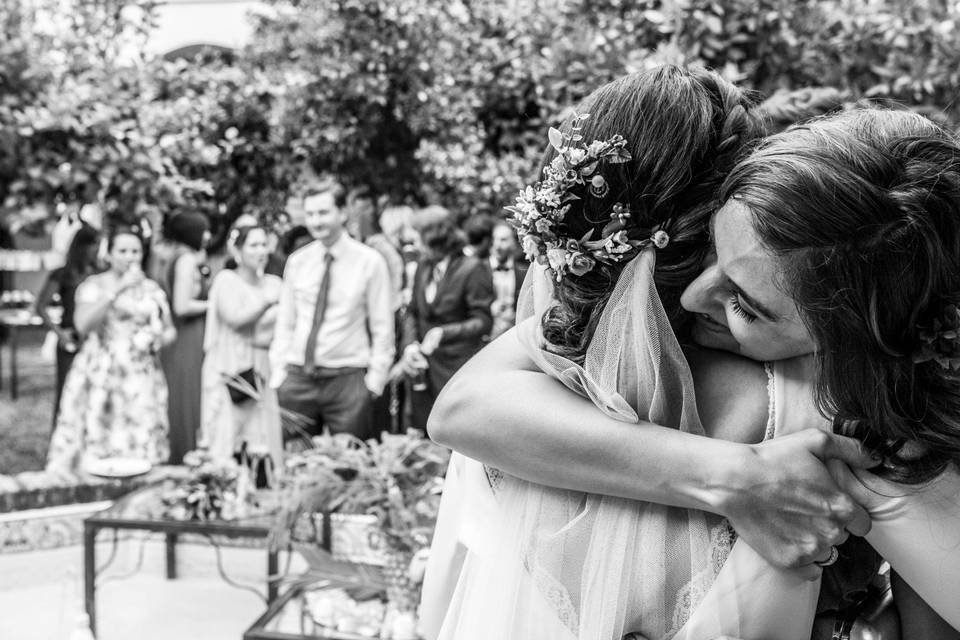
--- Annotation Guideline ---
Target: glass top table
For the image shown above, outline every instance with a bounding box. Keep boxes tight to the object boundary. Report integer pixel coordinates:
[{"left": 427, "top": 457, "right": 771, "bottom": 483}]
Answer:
[{"left": 83, "top": 482, "right": 282, "bottom": 636}]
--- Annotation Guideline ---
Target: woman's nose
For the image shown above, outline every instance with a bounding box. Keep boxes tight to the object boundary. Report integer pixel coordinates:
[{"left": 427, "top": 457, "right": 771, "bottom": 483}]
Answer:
[{"left": 680, "top": 265, "right": 722, "bottom": 314}]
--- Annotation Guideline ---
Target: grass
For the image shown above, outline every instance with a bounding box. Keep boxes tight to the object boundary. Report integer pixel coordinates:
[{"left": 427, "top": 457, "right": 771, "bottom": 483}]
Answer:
[{"left": 0, "top": 329, "right": 55, "bottom": 475}]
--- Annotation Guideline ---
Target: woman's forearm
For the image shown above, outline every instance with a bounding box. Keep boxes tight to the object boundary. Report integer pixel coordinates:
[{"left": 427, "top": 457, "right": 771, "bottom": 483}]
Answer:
[
  {"left": 893, "top": 570, "right": 960, "bottom": 637},
  {"left": 74, "top": 293, "right": 114, "bottom": 335},
  {"left": 431, "top": 365, "right": 743, "bottom": 513},
  {"left": 843, "top": 467, "right": 960, "bottom": 629},
  {"left": 34, "top": 278, "right": 61, "bottom": 331},
  {"left": 429, "top": 328, "right": 875, "bottom": 572},
  {"left": 218, "top": 296, "right": 273, "bottom": 329}
]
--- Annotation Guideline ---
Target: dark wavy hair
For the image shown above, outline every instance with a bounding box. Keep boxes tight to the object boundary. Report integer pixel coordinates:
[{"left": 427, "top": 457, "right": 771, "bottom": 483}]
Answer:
[
  {"left": 107, "top": 224, "right": 146, "bottom": 251},
  {"left": 62, "top": 223, "right": 100, "bottom": 285},
  {"left": 413, "top": 205, "right": 465, "bottom": 259},
  {"left": 538, "top": 65, "right": 762, "bottom": 362},
  {"left": 722, "top": 108, "right": 960, "bottom": 483},
  {"left": 756, "top": 87, "right": 850, "bottom": 134},
  {"left": 165, "top": 212, "right": 210, "bottom": 251}
]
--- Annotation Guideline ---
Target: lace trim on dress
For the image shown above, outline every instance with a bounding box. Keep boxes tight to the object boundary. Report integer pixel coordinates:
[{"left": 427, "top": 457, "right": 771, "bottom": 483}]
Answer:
[
  {"left": 763, "top": 361, "right": 776, "bottom": 441},
  {"left": 666, "top": 519, "right": 738, "bottom": 638},
  {"left": 525, "top": 551, "right": 581, "bottom": 632},
  {"left": 483, "top": 464, "right": 504, "bottom": 491}
]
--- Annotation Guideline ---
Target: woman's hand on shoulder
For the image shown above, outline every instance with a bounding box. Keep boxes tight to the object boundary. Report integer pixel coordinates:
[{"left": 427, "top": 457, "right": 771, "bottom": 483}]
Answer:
[{"left": 718, "top": 429, "right": 877, "bottom": 579}]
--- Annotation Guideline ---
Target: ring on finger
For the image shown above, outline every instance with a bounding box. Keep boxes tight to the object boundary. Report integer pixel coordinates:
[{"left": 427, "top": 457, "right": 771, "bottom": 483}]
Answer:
[{"left": 814, "top": 545, "right": 839, "bottom": 567}]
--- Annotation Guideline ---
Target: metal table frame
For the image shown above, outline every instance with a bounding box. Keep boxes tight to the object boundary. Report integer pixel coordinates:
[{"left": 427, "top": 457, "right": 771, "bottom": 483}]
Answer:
[{"left": 83, "top": 494, "right": 280, "bottom": 636}]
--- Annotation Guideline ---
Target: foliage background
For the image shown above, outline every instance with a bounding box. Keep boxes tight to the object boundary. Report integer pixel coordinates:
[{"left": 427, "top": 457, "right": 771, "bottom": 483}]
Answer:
[{"left": 2, "top": 0, "right": 958, "bottom": 233}]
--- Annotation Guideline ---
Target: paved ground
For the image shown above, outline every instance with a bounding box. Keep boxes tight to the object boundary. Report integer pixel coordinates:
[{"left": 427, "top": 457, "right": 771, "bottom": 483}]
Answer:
[{"left": 0, "top": 536, "right": 305, "bottom": 640}]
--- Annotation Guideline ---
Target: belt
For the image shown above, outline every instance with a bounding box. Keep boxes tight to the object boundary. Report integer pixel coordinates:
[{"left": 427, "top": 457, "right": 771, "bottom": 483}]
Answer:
[{"left": 290, "top": 364, "right": 366, "bottom": 379}]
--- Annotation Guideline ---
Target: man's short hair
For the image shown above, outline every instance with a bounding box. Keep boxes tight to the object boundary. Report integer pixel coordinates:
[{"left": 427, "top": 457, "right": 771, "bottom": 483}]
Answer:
[
  {"left": 298, "top": 174, "right": 348, "bottom": 208},
  {"left": 463, "top": 214, "right": 496, "bottom": 247}
]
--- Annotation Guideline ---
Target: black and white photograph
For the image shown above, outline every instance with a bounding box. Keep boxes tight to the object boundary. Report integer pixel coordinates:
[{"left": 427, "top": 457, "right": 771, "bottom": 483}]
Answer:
[{"left": 0, "top": 1, "right": 959, "bottom": 639}]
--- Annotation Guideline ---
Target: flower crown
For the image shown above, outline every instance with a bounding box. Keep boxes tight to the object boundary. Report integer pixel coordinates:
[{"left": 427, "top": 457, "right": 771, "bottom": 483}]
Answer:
[
  {"left": 913, "top": 304, "right": 960, "bottom": 371},
  {"left": 506, "top": 113, "right": 670, "bottom": 282}
]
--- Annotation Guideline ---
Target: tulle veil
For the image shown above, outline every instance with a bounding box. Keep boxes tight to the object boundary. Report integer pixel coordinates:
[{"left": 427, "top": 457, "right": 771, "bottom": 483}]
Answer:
[{"left": 430, "top": 249, "right": 820, "bottom": 640}]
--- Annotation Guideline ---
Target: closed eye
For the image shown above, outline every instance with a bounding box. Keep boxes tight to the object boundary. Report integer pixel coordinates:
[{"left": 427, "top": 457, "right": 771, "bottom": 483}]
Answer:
[{"left": 729, "top": 295, "right": 757, "bottom": 323}]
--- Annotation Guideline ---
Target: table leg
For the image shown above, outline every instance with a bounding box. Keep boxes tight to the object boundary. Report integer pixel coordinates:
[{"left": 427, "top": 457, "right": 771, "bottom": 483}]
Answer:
[
  {"left": 267, "top": 549, "right": 279, "bottom": 603},
  {"left": 84, "top": 522, "right": 97, "bottom": 636},
  {"left": 165, "top": 533, "right": 178, "bottom": 579},
  {"left": 9, "top": 325, "right": 16, "bottom": 400}
]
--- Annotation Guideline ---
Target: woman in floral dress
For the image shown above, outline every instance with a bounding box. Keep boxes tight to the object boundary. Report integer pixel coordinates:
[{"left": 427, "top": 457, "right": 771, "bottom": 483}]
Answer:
[{"left": 46, "top": 226, "right": 177, "bottom": 475}]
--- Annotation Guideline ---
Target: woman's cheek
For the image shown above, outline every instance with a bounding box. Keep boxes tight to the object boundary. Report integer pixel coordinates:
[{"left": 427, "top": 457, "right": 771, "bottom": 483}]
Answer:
[{"left": 727, "top": 320, "right": 758, "bottom": 352}]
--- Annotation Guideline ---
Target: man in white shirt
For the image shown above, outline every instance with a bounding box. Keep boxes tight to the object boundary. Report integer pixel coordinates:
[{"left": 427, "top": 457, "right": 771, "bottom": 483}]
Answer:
[{"left": 270, "top": 177, "right": 395, "bottom": 440}]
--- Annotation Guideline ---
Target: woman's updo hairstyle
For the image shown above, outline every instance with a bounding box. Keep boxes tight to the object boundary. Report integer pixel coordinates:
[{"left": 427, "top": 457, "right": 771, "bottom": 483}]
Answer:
[
  {"left": 539, "top": 65, "right": 761, "bottom": 362},
  {"left": 228, "top": 224, "right": 265, "bottom": 251},
  {"left": 722, "top": 108, "right": 960, "bottom": 482},
  {"left": 107, "top": 224, "right": 146, "bottom": 251}
]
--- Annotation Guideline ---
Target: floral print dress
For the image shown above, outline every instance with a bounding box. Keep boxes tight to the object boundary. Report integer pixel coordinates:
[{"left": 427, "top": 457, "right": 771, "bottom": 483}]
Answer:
[{"left": 46, "top": 276, "right": 171, "bottom": 475}]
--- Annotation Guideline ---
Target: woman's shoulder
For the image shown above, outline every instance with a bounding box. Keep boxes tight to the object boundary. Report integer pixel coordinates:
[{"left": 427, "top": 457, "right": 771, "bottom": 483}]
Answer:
[
  {"left": 212, "top": 268, "right": 241, "bottom": 286},
  {"left": 173, "top": 249, "right": 199, "bottom": 270},
  {"left": 263, "top": 273, "right": 282, "bottom": 288},
  {"left": 688, "top": 347, "right": 769, "bottom": 443},
  {"left": 78, "top": 271, "right": 109, "bottom": 290},
  {"left": 141, "top": 277, "right": 166, "bottom": 296}
]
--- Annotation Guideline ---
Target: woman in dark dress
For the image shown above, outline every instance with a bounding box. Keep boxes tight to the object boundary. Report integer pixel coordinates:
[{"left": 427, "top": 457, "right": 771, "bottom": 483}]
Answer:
[
  {"left": 158, "top": 212, "right": 210, "bottom": 464},
  {"left": 35, "top": 224, "right": 101, "bottom": 427}
]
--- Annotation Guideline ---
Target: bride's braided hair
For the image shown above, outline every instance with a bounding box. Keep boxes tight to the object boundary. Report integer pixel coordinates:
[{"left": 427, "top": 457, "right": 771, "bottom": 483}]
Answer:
[{"left": 540, "top": 65, "right": 761, "bottom": 363}]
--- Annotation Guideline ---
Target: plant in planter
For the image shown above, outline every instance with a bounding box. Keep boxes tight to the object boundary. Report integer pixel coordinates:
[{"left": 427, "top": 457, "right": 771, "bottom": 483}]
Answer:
[
  {"left": 272, "top": 430, "right": 450, "bottom": 629},
  {"left": 159, "top": 448, "right": 260, "bottom": 521}
]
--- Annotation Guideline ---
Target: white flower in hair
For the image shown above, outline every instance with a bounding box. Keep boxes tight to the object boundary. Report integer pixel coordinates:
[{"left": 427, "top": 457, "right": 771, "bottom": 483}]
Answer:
[{"left": 505, "top": 113, "right": 670, "bottom": 282}]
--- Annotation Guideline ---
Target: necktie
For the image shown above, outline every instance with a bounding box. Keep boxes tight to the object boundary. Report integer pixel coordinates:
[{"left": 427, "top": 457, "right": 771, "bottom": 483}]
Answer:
[
  {"left": 303, "top": 251, "right": 334, "bottom": 374},
  {"left": 424, "top": 261, "right": 446, "bottom": 304}
]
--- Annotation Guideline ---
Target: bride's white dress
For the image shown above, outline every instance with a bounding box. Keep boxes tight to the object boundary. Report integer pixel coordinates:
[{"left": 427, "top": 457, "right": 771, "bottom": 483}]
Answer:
[{"left": 420, "top": 354, "right": 960, "bottom": 639}]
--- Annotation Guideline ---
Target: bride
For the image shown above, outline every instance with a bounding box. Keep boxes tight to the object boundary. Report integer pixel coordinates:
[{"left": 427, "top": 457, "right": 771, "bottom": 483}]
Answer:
[{"left": 421, "top": 69, "right": 960, "bottom": 639}]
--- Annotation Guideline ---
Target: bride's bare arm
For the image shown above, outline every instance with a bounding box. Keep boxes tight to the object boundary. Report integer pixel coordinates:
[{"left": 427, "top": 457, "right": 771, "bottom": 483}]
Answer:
[{"left": 429, "top": 326, "right": 876, "bottom": 575}]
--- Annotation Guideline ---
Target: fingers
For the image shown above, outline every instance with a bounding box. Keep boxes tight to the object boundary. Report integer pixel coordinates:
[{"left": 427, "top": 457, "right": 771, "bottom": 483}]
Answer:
[
  {"left": 795, "top": 563, "right": 823, "bottom": 582},
  {"left": 818, "top": 431, "right": 879, "bottom": 469},
  {"left": 844, "top": 502, "right": 872, "bottom": 537}
]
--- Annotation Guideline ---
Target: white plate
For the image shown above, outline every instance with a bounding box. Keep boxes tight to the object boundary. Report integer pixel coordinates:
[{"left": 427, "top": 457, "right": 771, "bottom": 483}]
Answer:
[{"left": 83, "top": 457, "right": 152, "bottom": 478}]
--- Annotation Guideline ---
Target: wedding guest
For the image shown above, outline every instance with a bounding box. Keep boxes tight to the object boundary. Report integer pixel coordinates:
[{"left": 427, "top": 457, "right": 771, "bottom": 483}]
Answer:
[
  {"left": 270, "top": 176, "right": 395, "bottom": 441},
  {"left": 265, "top": 210, "right": 292, "bottom": 276},
  {"left": 46, "top": 225, "right": 175, "bottom": 475},
  {"left": 462, "top": 214, "right": 494, "bottom": 259},
  {"left": 345, "top": 187, "right": 377, "bottom": 242},
  {"left": 366, "top": 205, "right": 412, "bottom": 432},
  {"left": 159, "top": 212, "right": 211, "bottom": 464},
  {"left": 487, "top": 220, "right": 527, "bottom": 340},
  {"left": 279, "top": 224, "right": 313, "bottom": 271},
  {"left": 35, "top": 223, "right": 101, "bottom": 427},
  {"left": 366, "top": 206, "right": 407, "bottom": 314},
  {"left": 201, "top": 224, "right": 282, "bottom": 476},
  {"left": 399, "top": 206, "right": 494, "bottom": 429}
]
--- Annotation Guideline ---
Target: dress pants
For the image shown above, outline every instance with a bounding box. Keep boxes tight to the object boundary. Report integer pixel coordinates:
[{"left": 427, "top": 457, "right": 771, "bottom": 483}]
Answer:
[{"left": 278, "top": 365, "right": 375, "bottom": 441}]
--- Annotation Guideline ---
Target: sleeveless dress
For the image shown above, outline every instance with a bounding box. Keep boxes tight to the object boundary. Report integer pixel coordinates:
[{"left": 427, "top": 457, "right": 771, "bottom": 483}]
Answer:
[
  {"left": 159, "top": 246, "right": 209, "bottom": 464},
  {"left": 200, "top": 269, "right": 283, "bottom": 467},
  {"left": 46, "top": 277, "right": 170, "bottom": 474}
]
